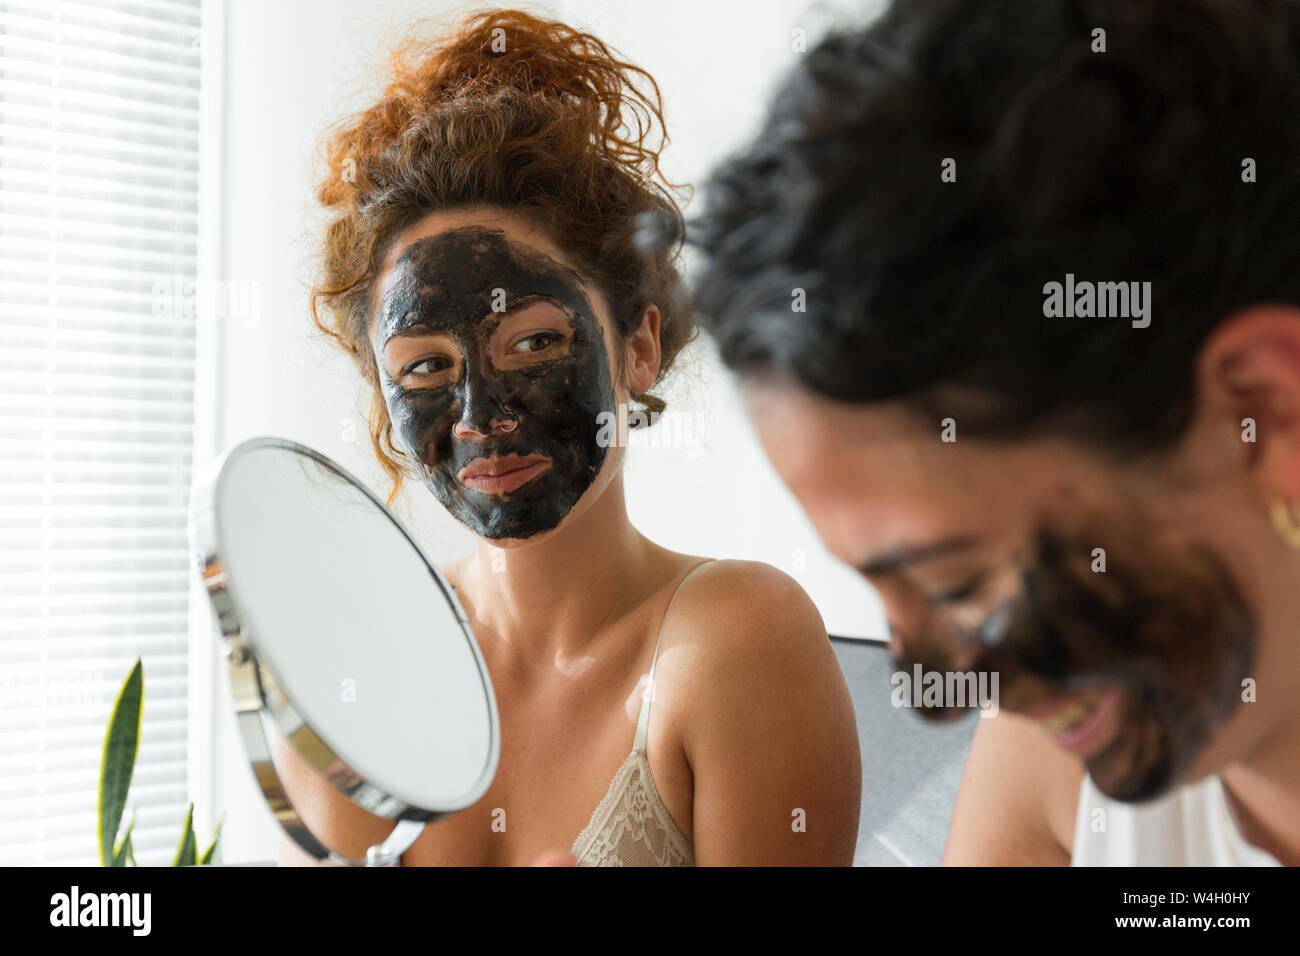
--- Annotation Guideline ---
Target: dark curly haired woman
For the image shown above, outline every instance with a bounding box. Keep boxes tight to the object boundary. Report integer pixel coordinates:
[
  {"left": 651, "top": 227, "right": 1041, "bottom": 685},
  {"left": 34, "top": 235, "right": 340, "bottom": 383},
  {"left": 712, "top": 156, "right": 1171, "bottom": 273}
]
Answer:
[{"left": 690, "top": 0, "right": 1300, "bottom": 865}]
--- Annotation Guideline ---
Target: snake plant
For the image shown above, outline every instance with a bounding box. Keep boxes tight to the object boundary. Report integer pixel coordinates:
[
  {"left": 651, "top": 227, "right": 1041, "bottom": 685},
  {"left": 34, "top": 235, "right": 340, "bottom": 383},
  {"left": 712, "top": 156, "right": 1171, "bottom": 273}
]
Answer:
[{"left": 98, "top": 658, "right": 224, "bottom": 866}]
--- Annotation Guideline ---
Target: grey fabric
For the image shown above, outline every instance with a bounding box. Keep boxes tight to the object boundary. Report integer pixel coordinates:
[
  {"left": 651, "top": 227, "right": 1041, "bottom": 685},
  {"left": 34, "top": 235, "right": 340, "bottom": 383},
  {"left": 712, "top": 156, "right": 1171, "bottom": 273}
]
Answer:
[{"left": 829, "top": 637, "right": 978, "bottom": 866}]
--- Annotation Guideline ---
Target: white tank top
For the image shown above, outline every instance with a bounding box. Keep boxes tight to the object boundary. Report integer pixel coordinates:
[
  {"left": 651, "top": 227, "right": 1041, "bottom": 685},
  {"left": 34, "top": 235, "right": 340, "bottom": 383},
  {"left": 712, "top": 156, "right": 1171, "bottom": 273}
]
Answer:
[{"left": 1071, "top": 773, "right": 1282, "bottom": 865}]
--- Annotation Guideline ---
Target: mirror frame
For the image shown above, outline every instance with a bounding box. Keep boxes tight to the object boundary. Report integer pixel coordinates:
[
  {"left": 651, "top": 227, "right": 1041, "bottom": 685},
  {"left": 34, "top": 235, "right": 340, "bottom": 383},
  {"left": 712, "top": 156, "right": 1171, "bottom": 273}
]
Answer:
[{"left": 189, "top": 436, "right": 500, "bottom": 866}]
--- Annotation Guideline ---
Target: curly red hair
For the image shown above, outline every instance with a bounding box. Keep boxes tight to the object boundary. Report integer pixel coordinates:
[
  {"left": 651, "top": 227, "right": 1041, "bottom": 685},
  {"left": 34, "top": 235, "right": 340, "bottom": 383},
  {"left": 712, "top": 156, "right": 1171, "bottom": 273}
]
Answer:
[{"left": 309, "top": 8, "right": 693, "bottom": 507}]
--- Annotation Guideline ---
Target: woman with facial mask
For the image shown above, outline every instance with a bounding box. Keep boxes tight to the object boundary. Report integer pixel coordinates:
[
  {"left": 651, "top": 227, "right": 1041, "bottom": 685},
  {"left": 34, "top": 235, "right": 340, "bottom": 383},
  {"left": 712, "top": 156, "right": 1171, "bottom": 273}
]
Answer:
[{"left": 282, "top": 9, "right": 862, "bottom": 866}]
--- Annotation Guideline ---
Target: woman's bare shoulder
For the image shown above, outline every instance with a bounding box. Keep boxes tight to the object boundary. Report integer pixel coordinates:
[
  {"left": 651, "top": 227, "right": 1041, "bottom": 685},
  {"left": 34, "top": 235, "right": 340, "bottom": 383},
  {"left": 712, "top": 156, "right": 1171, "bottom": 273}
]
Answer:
[
  {"left": 658, "top": 557, "right": 861, "bottom": 863},
  {"left": 943, "top": 711, "right": 1085, "bottom": 864},
  {"left": 670, "top": 558, "right": 826, "bottom": 645},
  {"left": 660, "top": 558, "right": 835, "bottom": 692}
]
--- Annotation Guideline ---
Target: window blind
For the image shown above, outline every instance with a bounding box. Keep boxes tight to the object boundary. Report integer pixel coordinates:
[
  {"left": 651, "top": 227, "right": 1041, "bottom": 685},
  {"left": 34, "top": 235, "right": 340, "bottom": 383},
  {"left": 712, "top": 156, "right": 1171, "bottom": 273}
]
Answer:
[{"left": 0, "top": 0, "right": 202, "bottom": 865}]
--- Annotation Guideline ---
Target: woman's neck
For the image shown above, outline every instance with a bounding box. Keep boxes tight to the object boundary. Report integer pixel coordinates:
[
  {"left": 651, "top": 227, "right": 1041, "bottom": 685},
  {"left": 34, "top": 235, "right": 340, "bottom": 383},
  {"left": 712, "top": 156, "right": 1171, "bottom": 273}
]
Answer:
[{"left": 456, "top": 471, "right": 658, "bottom": 664}]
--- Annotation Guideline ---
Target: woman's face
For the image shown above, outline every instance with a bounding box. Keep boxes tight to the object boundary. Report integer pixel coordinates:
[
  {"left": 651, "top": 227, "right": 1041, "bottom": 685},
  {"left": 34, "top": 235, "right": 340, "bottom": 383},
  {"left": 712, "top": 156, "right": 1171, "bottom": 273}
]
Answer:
[{"left": 369, "top": 209, "right": 622, "bottom": 541}]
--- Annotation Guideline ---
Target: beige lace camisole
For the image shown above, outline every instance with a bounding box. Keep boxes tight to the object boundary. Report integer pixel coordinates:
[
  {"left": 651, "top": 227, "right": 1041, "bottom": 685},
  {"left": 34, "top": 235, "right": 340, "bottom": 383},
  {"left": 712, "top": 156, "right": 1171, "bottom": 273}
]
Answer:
[{"left": 569, "top": 559, "right": 715, "bottom": 866}]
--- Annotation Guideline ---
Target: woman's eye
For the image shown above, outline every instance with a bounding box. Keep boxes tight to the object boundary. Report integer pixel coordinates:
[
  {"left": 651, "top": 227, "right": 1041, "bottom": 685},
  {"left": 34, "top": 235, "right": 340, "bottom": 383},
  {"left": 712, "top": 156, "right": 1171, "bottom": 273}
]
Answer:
[
  {"left": 405, "top": 356, "right": 452, "bottom": 375},
  {"left": 513, "top": 332, "right": 560, "bottom": 354},
  {"left": 926, "top": 572, "right": 991, "bottom": 607}
]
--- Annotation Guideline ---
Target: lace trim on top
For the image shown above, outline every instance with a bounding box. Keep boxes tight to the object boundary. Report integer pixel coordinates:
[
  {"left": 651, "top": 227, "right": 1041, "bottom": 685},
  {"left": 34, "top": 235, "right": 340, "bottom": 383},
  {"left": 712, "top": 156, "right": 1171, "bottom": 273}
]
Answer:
[{"left": 570, "top": 750, "right": 694, "bottom": 867}]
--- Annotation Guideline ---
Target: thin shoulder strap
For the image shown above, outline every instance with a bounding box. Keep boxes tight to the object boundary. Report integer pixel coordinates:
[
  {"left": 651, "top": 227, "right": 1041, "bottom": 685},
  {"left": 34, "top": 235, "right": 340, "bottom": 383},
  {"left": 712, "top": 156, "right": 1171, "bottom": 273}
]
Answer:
[{"left": 634, "top": 559, "right": 716, "bottom": 753}]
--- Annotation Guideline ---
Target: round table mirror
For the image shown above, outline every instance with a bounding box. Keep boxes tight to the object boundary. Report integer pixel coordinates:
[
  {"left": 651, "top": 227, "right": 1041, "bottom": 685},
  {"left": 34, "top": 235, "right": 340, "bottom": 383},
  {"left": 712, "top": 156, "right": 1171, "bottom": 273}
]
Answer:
[{"left": 189, "top": 436, "right": 499, "bottom": 865}]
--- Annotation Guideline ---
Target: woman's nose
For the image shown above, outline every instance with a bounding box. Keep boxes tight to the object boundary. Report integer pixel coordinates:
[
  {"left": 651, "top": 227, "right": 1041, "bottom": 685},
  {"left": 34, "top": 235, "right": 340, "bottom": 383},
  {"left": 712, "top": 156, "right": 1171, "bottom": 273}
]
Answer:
[{"left": 453, "top": 371, "right": 517, "bottom": 438}]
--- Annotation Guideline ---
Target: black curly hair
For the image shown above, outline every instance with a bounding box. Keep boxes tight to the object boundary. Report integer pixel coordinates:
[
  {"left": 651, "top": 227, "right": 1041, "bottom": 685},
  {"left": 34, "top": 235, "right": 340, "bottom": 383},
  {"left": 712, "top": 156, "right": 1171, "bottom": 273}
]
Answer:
[{"left": 689, "top": 0, "right": 1300, "bottom": 457}]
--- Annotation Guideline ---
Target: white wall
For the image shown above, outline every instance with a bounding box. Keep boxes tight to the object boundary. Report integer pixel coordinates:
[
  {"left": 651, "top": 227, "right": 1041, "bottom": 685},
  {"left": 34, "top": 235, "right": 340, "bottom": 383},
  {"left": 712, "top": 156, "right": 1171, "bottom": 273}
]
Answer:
[{"left": 196, "top": 0, "right": 888, "bottom": 862}]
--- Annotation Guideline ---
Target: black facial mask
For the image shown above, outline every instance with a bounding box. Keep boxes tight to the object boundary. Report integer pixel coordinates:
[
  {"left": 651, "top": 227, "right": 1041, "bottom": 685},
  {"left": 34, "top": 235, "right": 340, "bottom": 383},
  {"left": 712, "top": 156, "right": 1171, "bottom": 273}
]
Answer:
[
  {"left": 894, "top": 524, "right": 1256, "bottom": 803},
  {"left": 374, "top": 227, "right": 616, "bottom": 540}
]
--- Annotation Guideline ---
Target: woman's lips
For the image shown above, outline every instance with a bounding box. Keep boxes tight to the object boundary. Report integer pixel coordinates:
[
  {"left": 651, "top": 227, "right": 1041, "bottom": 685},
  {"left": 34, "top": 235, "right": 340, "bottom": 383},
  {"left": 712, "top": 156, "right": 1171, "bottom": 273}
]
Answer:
[{"left": 458, "top": 455, "right": 552, "bottom": 494}]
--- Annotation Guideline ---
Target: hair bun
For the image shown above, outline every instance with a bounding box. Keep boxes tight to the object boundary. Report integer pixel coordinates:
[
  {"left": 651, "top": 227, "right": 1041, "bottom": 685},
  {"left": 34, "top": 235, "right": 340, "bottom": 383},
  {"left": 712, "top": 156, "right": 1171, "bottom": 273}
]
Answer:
[{"left": 388, "top": 9, "right": 671, "bottom": 182}]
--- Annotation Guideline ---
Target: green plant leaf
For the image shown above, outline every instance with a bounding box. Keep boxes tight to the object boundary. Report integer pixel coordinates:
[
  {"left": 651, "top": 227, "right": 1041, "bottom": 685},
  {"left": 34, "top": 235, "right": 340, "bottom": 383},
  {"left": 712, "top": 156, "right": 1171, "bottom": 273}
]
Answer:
[
  {"left": 114, "top": 832, "right": 134, "bottom": 868},
  {"left": 98, "top": 659, "right": 143, "bottom": 867},
  {"left": 110, "top": 811, "right": 136, "bottom": 867},
  {"left": 172, "top": 802, "right": 197, "bottom": 867},
  {"left": 198, "top": 814, "right": 225, "bottom": 865}
]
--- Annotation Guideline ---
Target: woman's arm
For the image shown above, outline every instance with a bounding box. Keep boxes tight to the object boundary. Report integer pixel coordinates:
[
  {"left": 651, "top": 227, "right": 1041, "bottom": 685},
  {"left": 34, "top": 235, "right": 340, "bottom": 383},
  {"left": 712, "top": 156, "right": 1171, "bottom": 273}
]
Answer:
[
  {"left": 678, "top": 561, "right": 862, "bottom": 865},
  {"left": 941, "top": 711, "right": 1084, "bottom": 865}
]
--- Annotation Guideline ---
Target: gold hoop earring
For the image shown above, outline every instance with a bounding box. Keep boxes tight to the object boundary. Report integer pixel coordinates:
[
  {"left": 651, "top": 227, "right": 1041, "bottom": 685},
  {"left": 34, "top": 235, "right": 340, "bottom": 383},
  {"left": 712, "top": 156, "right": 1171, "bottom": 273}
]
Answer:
[{"left": 1269, "top": 500, "right": 1300, "bottom": 549}]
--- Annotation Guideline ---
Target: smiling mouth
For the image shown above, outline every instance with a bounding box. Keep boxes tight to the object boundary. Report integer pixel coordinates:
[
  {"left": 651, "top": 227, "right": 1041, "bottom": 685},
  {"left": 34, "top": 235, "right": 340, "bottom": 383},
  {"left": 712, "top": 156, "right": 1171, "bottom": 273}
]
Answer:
[
  {"left": 1017, "top": 685, "right": 1123, "bottom": 757},
  {"left": 457, "top": 454, "right": 552, "bottom": 494}
]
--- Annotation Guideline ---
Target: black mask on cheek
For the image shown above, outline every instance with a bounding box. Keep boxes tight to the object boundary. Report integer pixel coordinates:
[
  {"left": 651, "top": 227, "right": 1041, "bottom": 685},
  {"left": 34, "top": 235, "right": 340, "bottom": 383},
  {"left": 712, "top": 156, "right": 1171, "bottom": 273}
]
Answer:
[
  {"left": 894, "top": 524, "right": 1256, "bottom": 803},
  {"left": 374, "top": 227, "right": 616, "bottom": 540}
]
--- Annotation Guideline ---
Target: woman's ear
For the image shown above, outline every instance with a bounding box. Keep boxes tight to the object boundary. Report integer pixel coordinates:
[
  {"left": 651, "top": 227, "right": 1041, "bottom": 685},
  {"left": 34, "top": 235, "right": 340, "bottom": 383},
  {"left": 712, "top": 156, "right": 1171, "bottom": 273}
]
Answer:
[
  {"left": 625, "top": 304, "right": 663, "bottom": 395},
  {"left": 1194, "top": 305, "right": 1300, "bottom": 502}
]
